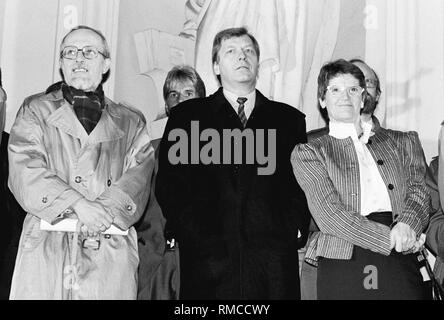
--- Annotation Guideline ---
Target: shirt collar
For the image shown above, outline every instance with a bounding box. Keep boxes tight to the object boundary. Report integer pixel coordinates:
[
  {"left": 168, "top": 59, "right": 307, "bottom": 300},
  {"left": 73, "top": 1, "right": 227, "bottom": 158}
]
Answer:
[
  {"left": 329, "top": 120, "right": 359, "bottom": 140},
  {"left": 329, "top": 117, "right": 375, "bottom": 143},
  {"left": 223, "top": 88, "right": 256, "bottom": 113}
]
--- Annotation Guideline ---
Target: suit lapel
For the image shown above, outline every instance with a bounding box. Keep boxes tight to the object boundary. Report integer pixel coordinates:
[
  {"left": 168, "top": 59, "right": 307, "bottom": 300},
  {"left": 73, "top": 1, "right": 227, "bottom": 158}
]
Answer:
[
  {"left": 208, "top": 89, "right": 268, "bottom": 194},
  {"left": 211, "top": 88, "right": 243, "bottom": 130},
  {"left": 245, "top": 90, "right": 267, "bottom": 129},
  {"left": 238, "top": 90, "right": 270, "bottom": 196}
]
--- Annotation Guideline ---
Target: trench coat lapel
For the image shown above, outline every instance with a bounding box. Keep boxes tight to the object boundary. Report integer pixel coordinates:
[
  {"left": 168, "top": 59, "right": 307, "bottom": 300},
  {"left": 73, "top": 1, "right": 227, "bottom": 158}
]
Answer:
[
  {"left": 47, "top": 98, "right": 124, "bottom": 145},
  {"left": 87, "top": 103, "right": 125, "bottom": 144},
  {"left": 47, "top": 101, "right": 88, "bottom": 141}
]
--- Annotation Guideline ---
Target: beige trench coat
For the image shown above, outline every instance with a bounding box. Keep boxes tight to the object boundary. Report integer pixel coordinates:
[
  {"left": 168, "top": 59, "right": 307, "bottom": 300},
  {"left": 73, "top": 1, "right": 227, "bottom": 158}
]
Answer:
[{"left": 8, "top": 89, "right": 154, "bottom": 299}]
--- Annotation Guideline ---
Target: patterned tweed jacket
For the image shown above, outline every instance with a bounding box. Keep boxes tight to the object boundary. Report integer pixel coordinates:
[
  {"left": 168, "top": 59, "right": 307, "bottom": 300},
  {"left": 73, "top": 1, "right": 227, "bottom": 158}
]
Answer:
[{"left": 291, "top": 126, "right": 430, "bottom": 265}]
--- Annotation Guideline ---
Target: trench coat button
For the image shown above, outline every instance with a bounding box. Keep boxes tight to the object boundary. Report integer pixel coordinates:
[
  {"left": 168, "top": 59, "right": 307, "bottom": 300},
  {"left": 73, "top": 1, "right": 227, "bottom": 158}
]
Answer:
[
  {"left": 42, "top": 196, "right": 48, "bottom": 203},
  {"left": 377, "top": 160, "right": 384, "bottom": 165},
  {"left": 126, "top": 205, "right": 133, "bottom": 211},
  {"left": 107, "top": 179, "right": 112, "bottom": 187},
  {"left": 75, "top": 176, "right": 82, "bottom": 183},
  {"left": 388, "top": 184, "right": 394, "bottom": 190}
]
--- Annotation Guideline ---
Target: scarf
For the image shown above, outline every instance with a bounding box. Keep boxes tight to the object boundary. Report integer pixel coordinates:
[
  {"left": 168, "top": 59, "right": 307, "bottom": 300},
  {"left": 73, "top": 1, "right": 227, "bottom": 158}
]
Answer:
[{"left": 56, "top": 82, "right": 105, "bottom": 135}]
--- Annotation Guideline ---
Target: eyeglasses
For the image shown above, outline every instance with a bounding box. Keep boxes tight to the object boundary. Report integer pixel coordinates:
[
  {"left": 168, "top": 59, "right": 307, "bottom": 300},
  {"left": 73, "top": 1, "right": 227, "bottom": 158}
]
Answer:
[
  {"left": 326, "top": 85, "right": 364, "bottom": 97},
  {"left": 61, "top": 46, "right": 107, "bottom": 60},
  {"left": 365, "top": 78, "right": 378, "bottom": 89}
]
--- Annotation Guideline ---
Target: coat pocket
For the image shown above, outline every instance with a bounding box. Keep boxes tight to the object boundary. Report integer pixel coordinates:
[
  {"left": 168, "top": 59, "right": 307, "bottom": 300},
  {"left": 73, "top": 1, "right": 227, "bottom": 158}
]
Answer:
[{"left": 21, "top": 218, "right": 46, "bottom": 251}]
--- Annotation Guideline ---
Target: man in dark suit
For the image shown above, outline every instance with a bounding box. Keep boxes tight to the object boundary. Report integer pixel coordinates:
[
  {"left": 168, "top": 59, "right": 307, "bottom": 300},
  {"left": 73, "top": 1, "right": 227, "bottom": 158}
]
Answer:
[{"left": 155, "top": 27, "right": 310, "bottom": 299}]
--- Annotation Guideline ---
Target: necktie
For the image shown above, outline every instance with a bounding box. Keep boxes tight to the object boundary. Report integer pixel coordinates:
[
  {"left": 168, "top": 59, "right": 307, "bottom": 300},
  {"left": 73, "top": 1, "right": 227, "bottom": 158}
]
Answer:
[{"left": 237, "top": 97, "right": 248, "bottom": 127}]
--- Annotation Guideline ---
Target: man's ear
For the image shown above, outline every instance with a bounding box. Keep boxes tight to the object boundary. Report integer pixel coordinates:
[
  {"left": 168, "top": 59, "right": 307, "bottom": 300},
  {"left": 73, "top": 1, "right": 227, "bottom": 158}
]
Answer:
[
  {"left": 319, "top": 98, "right": 327, "bottom": 109},
  {"left": 103, "top": 58, "right": 111, "bottom": 74},
  {"left": 213, "top": 62, "right": 220, "bottom": 76}
]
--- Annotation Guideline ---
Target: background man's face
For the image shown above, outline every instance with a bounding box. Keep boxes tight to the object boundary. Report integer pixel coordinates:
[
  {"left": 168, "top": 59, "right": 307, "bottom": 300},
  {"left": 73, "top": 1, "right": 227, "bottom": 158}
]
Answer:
[
  {"left": 352, "top": 61, "right": 379, "bottom": 115},
  {"left": 352, "top": 62, "right": 378, "bottom": 100},
  {"left": 213, "top": 35, "right": 259, "bottom": 91},
  {"left": 60, "top": 29, "right": 110, "bottom": 92},
  {"left": 165, "top": 79, "right": 198, "bottom": 112}
]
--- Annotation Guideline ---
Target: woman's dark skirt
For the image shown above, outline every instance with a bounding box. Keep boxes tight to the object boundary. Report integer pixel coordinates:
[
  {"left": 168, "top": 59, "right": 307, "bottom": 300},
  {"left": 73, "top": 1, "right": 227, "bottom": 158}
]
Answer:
[{"left": 317, "top": 212, "right": 432, "bottom": 300}]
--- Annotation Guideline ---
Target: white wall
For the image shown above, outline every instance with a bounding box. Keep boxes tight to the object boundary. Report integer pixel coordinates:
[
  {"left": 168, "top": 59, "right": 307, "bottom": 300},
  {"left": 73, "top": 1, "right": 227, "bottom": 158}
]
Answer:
[
  {"left": 1, "top": 0, "right": 59, "bottom": 132},
  {"left": 0, "top": 0, "right": 120, "bottom": 133},
  {"left": 113, "top": 0, "right": 188, "bottom": 124},
  {"left": 332, "top": 0, "right": 366, "bottom": 60}
]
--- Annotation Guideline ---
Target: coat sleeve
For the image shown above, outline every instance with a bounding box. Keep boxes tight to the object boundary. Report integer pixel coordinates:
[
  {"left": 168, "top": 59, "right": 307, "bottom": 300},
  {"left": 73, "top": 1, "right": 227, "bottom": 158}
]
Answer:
[
  {"left": 96, "top": 116, "right": 155, "bottom": 230},
  {"left": 426, "top": 157, "right": 444, "bottom": 257},
  {"left": 291, "top": 143, "right": 392, "bottom": 255},
  {"left": 392, "top": 131, "right": 430, "bottom": 235},
  {"left": 287, "top": 115, "right": 311, "bottom": 248},
  {"left": 8, "top": 99, "right": 84, "bottom": 223},
  {"left": 155, "top": 106, "right": 196, "bottom": 243}
]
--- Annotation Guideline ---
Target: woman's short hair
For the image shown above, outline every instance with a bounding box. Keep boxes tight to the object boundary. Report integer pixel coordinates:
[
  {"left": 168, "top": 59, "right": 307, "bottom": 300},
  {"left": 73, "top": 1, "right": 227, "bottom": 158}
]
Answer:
[{"left": 163, "top": 65, "right": 206, "bottom": 101}]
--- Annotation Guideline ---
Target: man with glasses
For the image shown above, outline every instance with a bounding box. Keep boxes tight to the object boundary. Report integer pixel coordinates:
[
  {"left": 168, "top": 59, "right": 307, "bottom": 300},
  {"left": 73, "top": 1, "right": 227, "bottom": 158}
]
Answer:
[{"left": 8, "top": 25, "right": 154, "bottom": 299}]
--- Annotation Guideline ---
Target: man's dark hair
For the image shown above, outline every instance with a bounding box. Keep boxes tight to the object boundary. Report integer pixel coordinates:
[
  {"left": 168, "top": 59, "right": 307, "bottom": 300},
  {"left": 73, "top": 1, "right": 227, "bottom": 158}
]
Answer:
[
  {"left": 163, "top": 65, "right": 206, "bottom": 101},
  {"left": 317, "top": 59, "right": 369, "bottom": 121},
  {"left": 212, "top": 27, "right": 260, "bottom": 85}
]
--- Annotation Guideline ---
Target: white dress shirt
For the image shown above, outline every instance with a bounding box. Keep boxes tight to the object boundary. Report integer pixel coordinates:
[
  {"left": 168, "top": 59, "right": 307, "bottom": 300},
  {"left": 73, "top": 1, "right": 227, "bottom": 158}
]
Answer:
[
  {"left": 329, "top": 119, "right": 393, "bottom": 216},
  {"left": 223, "top": 88, "right": 256, "bottom": 120}
]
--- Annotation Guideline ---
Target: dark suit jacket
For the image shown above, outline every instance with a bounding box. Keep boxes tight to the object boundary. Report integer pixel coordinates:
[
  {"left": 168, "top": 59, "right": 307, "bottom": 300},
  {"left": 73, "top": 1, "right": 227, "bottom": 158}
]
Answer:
[
  {"left": 156, "top": 88, "right": 310, "bottom": 299},
  {"left": 0, "top": 132, "right": 26, "bottom": 299}
]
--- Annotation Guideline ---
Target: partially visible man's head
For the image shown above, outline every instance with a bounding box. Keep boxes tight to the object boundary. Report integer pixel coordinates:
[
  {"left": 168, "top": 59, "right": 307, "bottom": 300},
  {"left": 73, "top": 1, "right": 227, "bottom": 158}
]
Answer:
[
  {"left": 163, "top": 65, "right": 206, "bottom": 114},
  {"left": 59, "top": 25, "right": 111, "bottom": 92},
  {"left": 349, "top": 58, "right": 381, "bottom": 115},
  {"left": 212, "top": 27, "right": 260, "bottom": 91}
]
